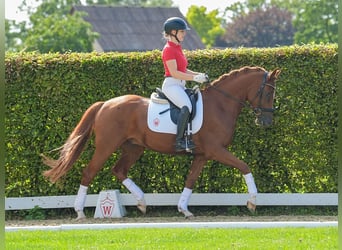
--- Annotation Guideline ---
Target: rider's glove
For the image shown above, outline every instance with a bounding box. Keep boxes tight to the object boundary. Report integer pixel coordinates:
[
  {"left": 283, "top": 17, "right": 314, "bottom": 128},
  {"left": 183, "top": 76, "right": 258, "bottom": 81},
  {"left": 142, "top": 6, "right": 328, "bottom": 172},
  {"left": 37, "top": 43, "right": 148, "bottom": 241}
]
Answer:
[{"left": 193, "top": 73, "right": 209, "bottom": 83}]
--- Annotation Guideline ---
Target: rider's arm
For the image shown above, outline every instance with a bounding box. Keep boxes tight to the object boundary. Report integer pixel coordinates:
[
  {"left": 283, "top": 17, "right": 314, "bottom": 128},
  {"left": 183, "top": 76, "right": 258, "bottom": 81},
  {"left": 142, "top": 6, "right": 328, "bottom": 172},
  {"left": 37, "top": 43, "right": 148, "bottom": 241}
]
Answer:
[
  {"left": 165, "top": 59, "right": 195, "bottom": 81},
  {"left": 186, "top": 69, "right": 200, "bottom": 75}
]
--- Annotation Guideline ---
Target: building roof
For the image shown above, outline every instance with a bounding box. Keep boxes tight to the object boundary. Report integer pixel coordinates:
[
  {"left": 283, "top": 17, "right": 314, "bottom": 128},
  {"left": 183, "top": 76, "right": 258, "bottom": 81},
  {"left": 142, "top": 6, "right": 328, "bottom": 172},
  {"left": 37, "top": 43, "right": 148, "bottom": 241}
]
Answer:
[{"left": 71, "top": 5, "right": 205, "bottom": 52}]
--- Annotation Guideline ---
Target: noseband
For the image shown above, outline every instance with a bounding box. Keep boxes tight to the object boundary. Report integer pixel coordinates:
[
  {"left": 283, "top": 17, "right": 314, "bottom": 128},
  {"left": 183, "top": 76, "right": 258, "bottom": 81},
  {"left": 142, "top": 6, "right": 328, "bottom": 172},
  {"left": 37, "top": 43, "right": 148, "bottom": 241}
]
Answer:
[{"left": 210, "top": 71, "right": 276, "bottom": 115}]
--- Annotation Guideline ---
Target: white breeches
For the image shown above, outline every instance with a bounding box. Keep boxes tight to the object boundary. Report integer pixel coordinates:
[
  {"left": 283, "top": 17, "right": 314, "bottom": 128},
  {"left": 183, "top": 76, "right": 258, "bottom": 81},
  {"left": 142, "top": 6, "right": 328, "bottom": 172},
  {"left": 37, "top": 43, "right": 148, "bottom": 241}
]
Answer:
[{"left": 162, "top": 77, "right": 192, "bottom": 113}]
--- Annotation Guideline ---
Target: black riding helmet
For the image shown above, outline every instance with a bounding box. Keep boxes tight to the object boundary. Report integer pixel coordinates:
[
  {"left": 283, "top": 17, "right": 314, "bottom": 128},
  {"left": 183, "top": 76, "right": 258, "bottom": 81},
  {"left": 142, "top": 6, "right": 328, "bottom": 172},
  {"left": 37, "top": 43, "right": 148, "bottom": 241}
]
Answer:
[{"left": 163, "top": 17, "right": 190, "bottom": 38}]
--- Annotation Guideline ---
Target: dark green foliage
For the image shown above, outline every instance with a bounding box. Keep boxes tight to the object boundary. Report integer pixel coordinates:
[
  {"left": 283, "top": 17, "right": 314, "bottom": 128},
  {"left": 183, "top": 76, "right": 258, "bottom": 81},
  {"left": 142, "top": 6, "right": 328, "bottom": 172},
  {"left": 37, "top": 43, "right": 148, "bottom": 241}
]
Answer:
[
  {"left": 25, "top": 206, "right": 46, "bottom": 220},
  {"left": 5, "top": 44, "right": 337, "bottom": 197}
]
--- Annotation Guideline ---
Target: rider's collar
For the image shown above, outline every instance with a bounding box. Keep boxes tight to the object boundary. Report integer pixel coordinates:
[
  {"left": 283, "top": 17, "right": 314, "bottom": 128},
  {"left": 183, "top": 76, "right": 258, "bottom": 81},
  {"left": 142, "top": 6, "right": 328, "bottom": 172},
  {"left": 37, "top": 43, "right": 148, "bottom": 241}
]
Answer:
[{"left": 167, "top": 40, "right": 181, "bottom": 47}]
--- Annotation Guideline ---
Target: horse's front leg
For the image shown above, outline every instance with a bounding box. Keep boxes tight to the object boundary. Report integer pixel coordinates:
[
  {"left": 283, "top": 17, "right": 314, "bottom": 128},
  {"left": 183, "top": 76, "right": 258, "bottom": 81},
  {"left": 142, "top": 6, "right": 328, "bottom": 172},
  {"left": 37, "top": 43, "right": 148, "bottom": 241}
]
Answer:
[
  {"left": 178, "top": 155, "right": 207, "bottom": 218},
  {"left": 244, "top": 173, "right": 257, "bottom": 212},
  {"left": 211, "top": 147, "right": 257, "bottom": 212}
]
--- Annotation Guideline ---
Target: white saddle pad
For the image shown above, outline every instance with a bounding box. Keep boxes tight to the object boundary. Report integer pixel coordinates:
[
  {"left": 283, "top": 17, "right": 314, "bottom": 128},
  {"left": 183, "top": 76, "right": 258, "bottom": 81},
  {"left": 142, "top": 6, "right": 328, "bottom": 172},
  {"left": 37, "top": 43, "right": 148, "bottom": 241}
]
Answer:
[{"left": 147, "top": 91, "right": 203, "bottom": 135}]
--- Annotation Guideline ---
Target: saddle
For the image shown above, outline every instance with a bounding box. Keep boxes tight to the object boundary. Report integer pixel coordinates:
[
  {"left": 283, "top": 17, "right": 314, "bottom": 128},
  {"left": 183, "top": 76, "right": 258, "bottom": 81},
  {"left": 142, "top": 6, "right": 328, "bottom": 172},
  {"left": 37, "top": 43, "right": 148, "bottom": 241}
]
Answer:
[{"left": 152, "top": 86, "right": 200, "bottom": 125}]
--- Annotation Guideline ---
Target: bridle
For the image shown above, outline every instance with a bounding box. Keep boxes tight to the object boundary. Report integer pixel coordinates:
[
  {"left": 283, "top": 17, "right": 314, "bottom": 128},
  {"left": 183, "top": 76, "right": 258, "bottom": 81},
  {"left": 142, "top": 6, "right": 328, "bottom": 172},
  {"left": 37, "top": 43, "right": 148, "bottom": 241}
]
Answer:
[{"left": 209, "top": 72, "right": 277, "bottom": 115}]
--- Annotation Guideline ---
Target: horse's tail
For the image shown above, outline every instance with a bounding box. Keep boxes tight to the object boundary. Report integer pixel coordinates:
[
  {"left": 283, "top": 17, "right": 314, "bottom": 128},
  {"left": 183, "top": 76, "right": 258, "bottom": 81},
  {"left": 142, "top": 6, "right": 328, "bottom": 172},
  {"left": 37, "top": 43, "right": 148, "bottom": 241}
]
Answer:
[{"left": 42, "top": 101, "right": 105, "bottom": 183}]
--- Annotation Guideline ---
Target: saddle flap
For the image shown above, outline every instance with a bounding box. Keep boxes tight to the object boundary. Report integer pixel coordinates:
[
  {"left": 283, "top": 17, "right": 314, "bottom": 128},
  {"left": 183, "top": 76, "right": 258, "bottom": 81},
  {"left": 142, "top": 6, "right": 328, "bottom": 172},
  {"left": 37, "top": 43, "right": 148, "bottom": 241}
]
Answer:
[{"left": 147, "top": 91, "right": 203, "bottom": 135}]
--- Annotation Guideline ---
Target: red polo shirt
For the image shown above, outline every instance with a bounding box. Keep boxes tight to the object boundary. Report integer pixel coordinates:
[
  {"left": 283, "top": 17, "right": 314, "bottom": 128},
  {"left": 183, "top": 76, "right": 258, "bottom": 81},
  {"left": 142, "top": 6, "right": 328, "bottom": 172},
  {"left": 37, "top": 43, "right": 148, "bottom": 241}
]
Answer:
[{"left": 162, "top": 41, "right": 188, "bottom": 77}]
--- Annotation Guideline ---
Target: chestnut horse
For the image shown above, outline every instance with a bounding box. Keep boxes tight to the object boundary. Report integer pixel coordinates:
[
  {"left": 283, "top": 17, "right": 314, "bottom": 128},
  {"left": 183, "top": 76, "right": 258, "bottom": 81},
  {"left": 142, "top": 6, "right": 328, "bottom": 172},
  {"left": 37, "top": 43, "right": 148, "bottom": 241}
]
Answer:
[{"left": 43, "top": 66, "right": 281, "bottom": 219}]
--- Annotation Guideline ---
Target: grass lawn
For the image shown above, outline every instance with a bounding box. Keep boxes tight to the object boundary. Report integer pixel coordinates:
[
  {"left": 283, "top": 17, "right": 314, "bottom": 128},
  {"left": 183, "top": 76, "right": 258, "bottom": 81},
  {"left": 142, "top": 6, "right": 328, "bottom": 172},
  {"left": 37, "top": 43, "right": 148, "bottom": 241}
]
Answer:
[{"left": 6, "top": 227, "right": 337, "bottom": 249}]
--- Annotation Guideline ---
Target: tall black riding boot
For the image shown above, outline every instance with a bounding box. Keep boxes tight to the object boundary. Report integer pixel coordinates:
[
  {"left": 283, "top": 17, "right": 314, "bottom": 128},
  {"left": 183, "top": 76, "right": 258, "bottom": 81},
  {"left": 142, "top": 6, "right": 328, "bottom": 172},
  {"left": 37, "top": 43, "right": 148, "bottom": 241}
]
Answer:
[{"left": 175, "top": 106, "right": 195, "bottom": 152}]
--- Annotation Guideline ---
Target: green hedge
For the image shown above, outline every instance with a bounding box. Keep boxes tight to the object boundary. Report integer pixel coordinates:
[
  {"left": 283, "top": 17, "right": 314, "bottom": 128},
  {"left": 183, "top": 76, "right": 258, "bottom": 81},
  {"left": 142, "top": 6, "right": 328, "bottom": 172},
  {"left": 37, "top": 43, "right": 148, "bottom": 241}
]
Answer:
[{"left": 5, "top": 44, "right": 337, "bottom": 197}]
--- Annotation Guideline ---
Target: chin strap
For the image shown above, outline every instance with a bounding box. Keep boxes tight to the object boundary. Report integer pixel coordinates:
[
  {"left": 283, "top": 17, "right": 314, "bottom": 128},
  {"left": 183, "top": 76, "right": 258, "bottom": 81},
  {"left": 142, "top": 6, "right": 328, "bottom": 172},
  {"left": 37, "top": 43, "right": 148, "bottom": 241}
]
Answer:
[{"left": 171, "top": 30, "right": 181, "bottom": 43}]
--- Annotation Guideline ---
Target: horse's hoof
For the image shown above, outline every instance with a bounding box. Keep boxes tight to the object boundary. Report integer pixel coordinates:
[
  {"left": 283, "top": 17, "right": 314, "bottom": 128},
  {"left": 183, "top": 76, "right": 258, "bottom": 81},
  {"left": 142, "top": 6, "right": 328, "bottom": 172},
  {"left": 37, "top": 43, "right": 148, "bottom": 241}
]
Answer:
[
  {"left": 247, "top": 201, "right": 256, "bottom": 213},
  {"left": 137, "top": 198, "right": 147, "bottom": 214},
  {"left": 185, "top": 213, "right": 194, "bottom": 219},
  {"left": 178, "top": 207, "right": 194, "bottom": 218},
  {"left": 75, "top": 210, "right": 86, "bottom": 220}
]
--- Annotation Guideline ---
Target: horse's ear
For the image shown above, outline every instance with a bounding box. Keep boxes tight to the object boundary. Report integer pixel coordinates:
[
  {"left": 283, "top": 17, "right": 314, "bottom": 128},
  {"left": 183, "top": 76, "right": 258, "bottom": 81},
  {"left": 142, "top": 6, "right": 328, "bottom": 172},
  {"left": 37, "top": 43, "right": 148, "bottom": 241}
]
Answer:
[{"left": 268, "top": 68, "right": 281, "bottom": 81}]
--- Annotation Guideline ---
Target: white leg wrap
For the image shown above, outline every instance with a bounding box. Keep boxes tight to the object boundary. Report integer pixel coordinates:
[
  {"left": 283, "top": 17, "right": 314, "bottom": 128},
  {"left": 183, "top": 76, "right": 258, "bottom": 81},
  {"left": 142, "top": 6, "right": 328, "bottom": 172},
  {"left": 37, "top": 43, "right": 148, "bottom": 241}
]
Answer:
[
  {"left": 122, "top": 178, "right": 144, "bottom": 201},
  {"left": 244, "top": 173, "right": 257, "bottom": 211},
  {"left": 243, "top": 173, "right": 258, "bottom": 196},
  {"left": 74, "top": 185, "right": 88, "bottom": 212},
  {"left": 178, "top": 187, "right": 192, "bottom": 211}
]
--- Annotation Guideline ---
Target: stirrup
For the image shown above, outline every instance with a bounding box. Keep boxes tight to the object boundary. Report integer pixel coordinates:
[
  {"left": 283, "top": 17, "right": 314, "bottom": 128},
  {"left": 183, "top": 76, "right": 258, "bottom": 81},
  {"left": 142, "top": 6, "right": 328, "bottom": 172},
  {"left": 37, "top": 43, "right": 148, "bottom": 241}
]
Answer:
[
  {"left": 185, "top": 139, "right": 195, "bottom": 152},
  {"left": 175, "top": 142, "right": 186, "bottom": 152},
  {"left": 175, "top": 139, "right": 188, "bottom": 152},
  {"left": 175, "top": 138, "right": 195, "bottom": 152}
]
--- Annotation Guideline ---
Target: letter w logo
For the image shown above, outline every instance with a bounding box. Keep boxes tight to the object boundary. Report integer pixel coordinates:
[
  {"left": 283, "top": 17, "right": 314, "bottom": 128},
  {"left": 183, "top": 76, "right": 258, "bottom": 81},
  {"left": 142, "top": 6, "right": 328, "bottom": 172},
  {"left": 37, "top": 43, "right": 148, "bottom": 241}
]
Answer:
[{"left": 101, "top": 204, "right": 113, "bottom": 217}]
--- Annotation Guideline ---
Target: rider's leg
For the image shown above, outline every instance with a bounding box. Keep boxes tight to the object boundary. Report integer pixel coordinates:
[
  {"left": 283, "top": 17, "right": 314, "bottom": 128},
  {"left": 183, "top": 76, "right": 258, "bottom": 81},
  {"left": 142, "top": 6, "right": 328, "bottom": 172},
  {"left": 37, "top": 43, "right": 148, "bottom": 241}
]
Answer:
[
  {"left": 162, "top": 79, "right": 192, "bottom": 113},
  {"left": 162, "top": 78, "right": 195, "bottom": 151},
  {"left": 175, "top": 106, "right": 195, "bottom": 151}
]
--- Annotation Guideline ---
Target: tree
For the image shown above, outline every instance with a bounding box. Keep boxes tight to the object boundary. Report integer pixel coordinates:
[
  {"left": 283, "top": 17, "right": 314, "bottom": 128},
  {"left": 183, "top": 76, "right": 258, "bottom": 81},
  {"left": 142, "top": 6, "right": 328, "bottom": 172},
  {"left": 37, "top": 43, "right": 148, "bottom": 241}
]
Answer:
[
  {"left": 224, "top": 0, "right": 338, "bottom": 45},
  {"left": 22, "top": 0, "right": 99, "bottom": 52},
  {"left": 5, "top": 0, "right": 98, "bottom": 53},
  {"left": 5, "top": 20, "right": 24, "bottom": 52},
  {"left": 25, "top": 13, "right": 98, "bottom": 52},
  {"left": 6, "top": 0, "right": 173, "bottom": 52},
  {"left": 186, "top": 6, "right": 225, "bottom": 48},
  {"left": 292, "top": 0, "right": 337, "bottom": 44},
  {"left": 268, "top": 0, "right": 337, "bottom": 43},
  {"left": 85, "top": 0, "right": 172, "bottom": 6},
  {"left": 223, "top": 6, "right": 293, "bottom": 48}
]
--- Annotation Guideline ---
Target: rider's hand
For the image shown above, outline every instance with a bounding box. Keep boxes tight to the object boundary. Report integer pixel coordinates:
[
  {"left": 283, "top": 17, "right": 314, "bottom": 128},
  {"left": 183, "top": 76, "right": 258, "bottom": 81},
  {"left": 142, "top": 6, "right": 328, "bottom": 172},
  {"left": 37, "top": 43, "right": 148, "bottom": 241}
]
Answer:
[{"left": 193, "top": 73, "right": 209, "bottom": 83}]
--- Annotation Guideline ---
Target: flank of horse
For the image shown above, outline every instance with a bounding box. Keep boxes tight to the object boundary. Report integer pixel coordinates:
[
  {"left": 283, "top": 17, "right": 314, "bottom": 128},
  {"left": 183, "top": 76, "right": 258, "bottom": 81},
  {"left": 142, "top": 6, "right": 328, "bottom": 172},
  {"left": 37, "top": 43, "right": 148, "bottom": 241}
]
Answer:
[{"left": 43, "top": 66, "right": 281, "bottom": 219}]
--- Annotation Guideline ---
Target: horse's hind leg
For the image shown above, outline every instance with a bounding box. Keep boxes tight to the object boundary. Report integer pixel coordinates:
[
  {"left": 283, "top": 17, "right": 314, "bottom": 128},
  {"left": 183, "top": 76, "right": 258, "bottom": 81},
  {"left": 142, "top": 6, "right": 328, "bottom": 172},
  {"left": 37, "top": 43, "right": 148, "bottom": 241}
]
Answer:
[
  {"left": 112, "top": 142, "right": 146, "bottom": 213},
  {"left": 74, "top": 137, "right": 123, "bottom": 220}
]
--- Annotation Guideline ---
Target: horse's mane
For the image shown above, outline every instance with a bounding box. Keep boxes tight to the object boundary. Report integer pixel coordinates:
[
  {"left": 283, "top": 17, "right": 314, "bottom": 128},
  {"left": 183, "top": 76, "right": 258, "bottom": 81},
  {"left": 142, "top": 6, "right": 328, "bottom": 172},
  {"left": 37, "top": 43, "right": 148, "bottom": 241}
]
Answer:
[{"left": 207, "top": 66, "right": 266, "bottom": 88}]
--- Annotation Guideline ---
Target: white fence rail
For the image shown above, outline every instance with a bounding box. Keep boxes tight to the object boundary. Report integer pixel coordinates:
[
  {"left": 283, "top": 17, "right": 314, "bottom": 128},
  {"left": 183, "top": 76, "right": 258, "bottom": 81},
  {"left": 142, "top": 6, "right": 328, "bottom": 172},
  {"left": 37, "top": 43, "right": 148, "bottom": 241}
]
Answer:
[{"left": 5, "top": 193, "right": 338, "bottom": 210}]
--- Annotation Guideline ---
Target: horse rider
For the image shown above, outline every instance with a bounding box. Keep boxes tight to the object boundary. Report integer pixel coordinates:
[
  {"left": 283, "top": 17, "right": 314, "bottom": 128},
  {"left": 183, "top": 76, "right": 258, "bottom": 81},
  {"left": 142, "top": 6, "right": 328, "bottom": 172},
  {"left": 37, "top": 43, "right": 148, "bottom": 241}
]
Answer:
[{"left": 161, "top": 17, "right": 208, "bottom": 152}]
